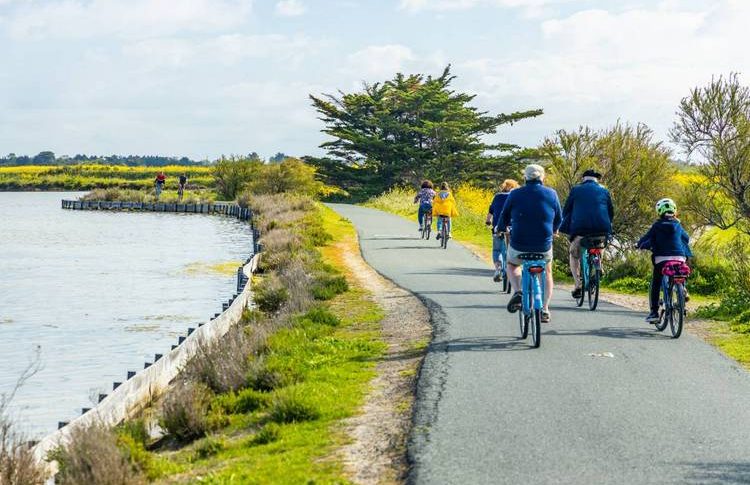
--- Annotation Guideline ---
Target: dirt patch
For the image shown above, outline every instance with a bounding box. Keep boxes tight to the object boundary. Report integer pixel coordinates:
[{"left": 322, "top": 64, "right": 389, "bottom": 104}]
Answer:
[{"left": 338, "top": 236, "right": 431, "bottom": 484}]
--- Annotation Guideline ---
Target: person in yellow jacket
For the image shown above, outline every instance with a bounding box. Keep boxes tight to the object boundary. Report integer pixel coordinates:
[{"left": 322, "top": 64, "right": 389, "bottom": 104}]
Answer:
[{"left": 432, "top": 182, "right": 459, "bottom": 240}]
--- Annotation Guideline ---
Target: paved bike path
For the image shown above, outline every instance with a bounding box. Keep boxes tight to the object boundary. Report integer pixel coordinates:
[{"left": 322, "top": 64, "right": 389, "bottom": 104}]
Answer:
[{"left": 331, "top": 204, "right": 750, "bottom": 485}]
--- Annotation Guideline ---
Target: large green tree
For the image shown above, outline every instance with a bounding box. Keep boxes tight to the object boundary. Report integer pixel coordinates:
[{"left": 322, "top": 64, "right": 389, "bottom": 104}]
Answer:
[{"left": 308, "top": 66, "right": 542, "bottom": 195}]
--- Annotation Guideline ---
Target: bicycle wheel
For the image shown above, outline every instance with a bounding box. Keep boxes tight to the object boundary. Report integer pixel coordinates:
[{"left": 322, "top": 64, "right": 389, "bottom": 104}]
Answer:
[
  {"left": 531, "top": 309, "right": 541, "bottom": 348},
  {"left": 670, "top": 283, "right": 685, "bottom": 338},
  {"left": 518, "top": 310, "right": 528, "bottom": 339},
  {"left": 441, "top": 220, "right": 448, "bottom": 249},
  {"left": 587, "top": 260, "right": 600, "bottom": 311},
  {"left": 425, "top": 219, "right": 431, "bottom": 240},
  {"left": 576, "top": 257, "right": 585, "bottom": 307}
]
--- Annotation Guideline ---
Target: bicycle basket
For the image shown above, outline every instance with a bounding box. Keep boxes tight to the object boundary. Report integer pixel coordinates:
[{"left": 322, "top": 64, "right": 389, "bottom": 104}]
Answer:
[{"left": 662, "top": 261, "right": 691, "bottom": 277}]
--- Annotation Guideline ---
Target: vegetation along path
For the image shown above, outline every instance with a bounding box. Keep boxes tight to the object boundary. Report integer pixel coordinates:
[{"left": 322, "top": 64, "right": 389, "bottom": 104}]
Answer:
[{"left": 330, "top": 204, "right": 750, "bottom": 485}]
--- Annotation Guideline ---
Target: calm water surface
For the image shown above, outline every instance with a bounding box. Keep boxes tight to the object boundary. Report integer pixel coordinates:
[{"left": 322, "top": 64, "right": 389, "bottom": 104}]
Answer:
[{"left": 0, "top": 192, "right": 253, "bottom": 436}]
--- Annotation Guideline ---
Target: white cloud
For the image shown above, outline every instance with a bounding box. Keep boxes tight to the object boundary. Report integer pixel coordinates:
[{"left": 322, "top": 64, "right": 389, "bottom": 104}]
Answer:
[
  {"left": 345, "top": 44, "right": 416, "bottom": 80},
  {"left": 399, "top": 0, "right": 570, "bottom": 15},
  {"left": 6, "top": 0, "right": 252, "bottom": 40},
  {"left": 275, "top": 0, "right": 306, "bottom": 16}
]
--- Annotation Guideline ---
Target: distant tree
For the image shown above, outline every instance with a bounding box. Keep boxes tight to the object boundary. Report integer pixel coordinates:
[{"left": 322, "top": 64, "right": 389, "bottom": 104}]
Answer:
[
  {"left": 212, "top": 156, "right": 262, "bottom": 200},
  {"left": 246, "top": 158, "right": 322, "bottom": 196},
  {"left": 541, "top": 123, "right": 675, "bottom": 249},
  {"left": 269, "top": 152, "right": 288, "bottom": 164},
  {"left": 671, "top": 73, "right": 750, "bottom": 235},
  {"left": 32, "top": 151, "right": 56, "bottom": 165},
  {"left": 309, "top": 66, "right": 542, "bottom": 196},
  {"left": 247, "top": 152, "right": 262, "bottom": 162}
]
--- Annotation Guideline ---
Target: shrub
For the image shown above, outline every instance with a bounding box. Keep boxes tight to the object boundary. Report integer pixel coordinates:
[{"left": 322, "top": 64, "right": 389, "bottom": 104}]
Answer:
[
  {"left": 161, "top": 382, "right": 214, "bottom": 442},
  {"left": 255, "top": 284, "right": 289, "bottom": 315},
  {"left": 300, "top": 306, "right": 341, "bottom": 327},
  {"left": 214, "top": 388, "right": 269, "bottom": 414},
  {"left": 182, "top": 326, "right": 249, "bottom": 393},
  {"left": 251, "top": 423, "right": 281, "bottom": 445},
  {"left": 277, "top": 260, "right": 312, "bottom": 314},
  {"left": 311, "top": 274, "right": 349, "bottom": 300},
  {"left": 212, "top": 156, "right": 262, "bottom": 200},
  {"left": 269, "top": 388, "right": 320, "bottom": 424},
  {"left": 193, "top": 437, "right": 225, "bottom": 461},
  {"left": 605, "top": 276, "right": 650, "bottom": 294},
  {"left": 52, "top": 424, "right": 142, "bottom": 485},
  {"left": 0, "top": 417, "right": 47, "bottom": 485},
  {"left": 246, "top": 358, "right": 285, "bottom": 392}
]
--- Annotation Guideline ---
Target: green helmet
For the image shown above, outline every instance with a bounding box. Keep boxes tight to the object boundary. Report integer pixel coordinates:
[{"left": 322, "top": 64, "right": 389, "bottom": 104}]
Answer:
[{"left": 655, "top": 198, "right": 677, "bottom": 216}]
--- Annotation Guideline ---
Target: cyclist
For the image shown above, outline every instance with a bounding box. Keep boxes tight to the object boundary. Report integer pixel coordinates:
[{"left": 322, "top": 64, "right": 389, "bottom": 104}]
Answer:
[
  {"left": 486, "top": 179, "right": 520, "bottom": 282},
  {"left": 414, "top": 180, "right": 436, "bottom": 232},
  {"left": 178, "top": 173, "right": 188, "bottom": 200},
  {"left": 154, "top": 171, "right": 166, "bottom": 199},
  {"left": 500, "top": 164, "right": 562, "bottom": 323},
  {"left": 560, "top": 169, "right": 614, "bottom": 299},
  {"left": 432, "top": 182, "right": 458, "bottom": 240},
  {"left": 636, "top": 198, "right": 693, "bottom": 323}
]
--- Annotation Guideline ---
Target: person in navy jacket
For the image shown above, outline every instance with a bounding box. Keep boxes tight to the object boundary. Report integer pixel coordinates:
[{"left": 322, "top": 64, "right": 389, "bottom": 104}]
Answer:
[
  {"left": 500, "top": 164, "right": 562, "bottom": 323},
  {"left": 637, "top": 198, "right": 693, "bottom": 323},
  {"left": 485, "top": 179, "right": 520, "bottom": 282},
  {"left": 560, "top": 169, "right": 614, "bottom": 299}
]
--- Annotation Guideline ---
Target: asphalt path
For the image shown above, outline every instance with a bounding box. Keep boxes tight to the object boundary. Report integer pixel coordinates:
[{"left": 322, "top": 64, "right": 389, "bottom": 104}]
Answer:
[{"left": 330, "top": 204, "right": 750, "bottom": 485}]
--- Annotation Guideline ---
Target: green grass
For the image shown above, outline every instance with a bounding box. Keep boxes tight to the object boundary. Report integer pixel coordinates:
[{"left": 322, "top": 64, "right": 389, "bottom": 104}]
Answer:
[{"left": 142, "top": 203, "right": 386, "bottom": 484}]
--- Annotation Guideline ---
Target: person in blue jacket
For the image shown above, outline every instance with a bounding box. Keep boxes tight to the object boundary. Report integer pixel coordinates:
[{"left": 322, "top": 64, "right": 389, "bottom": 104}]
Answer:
[
  {"left": 560, "top": 169, "right": 614, "bottom": 299},
  {"left": 500, "top": 164, "right": 562, "bottom": 323},
  {"left": 637, "top": 198, "right": 693, "bottom": 323},
  {"left": 485, "top": 179, "right": 520, "bottom": 282}
]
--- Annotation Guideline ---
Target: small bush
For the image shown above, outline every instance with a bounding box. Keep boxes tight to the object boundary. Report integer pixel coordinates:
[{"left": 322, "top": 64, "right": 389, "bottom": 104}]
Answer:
[
  {"left": 161, "top": 382, "right": 213, "bottom": 442},
  {"left": 182, "top": 326, "right": 249, "bottom": 394},
  {"left": 251, "top": 423, "right": 281, "bottom": 445},
  {"left": 311, "top": 274, "right": 349, "bottom": 300},
  {"left": 52, "top": 424, "right": 142, "bottom": 485},
  {"left": 254, "top": 276, "right": 289, "bottom": 314},
  {"left": 278, "top": 260, "right": 313, "bottom": 314},
  {"left": 0, "top": 417, "right": 47, "bottom": 485},
  {"left": 605, "top": 276, "right": 650, "bottom": 294},
  {"left": 117, "top": 419, "right": 149, "bottom": 446},
  {"left": 246, "top": 359, "right": 285, "bottom": 392},
  {"left": 193, "top": 436, "right": 225, "bottom": 461},
  {"left": 269, "top": 389, "right": 320, "bottom": 424},
  {"left": 303, "top": 306, "right": 341, "bottom": 327},
  {"left": 214, "top": 388, "right": 269, "bottom": 414}
]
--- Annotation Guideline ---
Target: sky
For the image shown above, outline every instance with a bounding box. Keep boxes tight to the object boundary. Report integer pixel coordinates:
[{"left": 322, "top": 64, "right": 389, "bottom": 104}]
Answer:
[{"left": 0, "top": 0, "right": 749, "bottom": 160}]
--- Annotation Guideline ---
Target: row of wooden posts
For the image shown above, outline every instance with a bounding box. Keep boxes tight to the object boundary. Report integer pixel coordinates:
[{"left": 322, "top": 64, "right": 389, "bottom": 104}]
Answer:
[{"left": 61, "top": 199, "right": 252, "bottom": 221}]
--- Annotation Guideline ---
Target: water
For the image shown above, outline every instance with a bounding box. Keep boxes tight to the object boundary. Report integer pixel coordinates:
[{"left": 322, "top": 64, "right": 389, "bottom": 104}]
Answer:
[{"left": 0, "top": 192, "right": 253, "bottom": 437}]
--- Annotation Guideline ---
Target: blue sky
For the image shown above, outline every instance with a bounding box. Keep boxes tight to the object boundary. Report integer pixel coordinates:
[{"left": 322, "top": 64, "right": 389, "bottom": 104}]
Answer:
[{"left": 0, "top": 0, "right": 748, "bottom": 160}]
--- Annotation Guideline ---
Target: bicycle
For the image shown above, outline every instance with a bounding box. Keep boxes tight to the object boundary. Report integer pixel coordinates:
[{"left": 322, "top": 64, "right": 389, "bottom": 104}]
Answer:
[
  {"left": 494, "top": 229, "right": 511, "bottom": 294},
  {"left": 177, "top": 184, "right": 185, "bottom": 202},
  {"left": 155, "top": 182, "right": 164, "bottom": 200},
  {"left": 437, "top": 215, "right": 450, "bottom": 249},
  {"left": 517, "top": 253, "right": 546, "bottom": 348},
  {"left": 653, "top": 261, "right": 690, "bottom": 338},
  {"left": 421, "top": 213, "right": 432, "bottom": 240},
  {"left": 575, "top": 234, "right": 609, "bottom": 311}
]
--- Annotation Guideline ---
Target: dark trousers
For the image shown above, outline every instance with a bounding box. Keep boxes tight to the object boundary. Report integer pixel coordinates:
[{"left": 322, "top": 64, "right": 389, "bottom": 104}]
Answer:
[
  {"left": 650, "top": 260, "right": 668, "bottom": 313},
  {"left": 418, "top": 204, "right": 432, "bottom": 226}
]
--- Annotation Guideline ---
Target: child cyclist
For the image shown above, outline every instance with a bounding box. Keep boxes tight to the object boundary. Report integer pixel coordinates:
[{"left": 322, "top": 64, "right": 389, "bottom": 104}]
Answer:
[
  {"left": 486, "top": 179, "right": 520, "bottom": 282},
  {"left": 414, "top": 180, "right": 436, "bottom": 232},
  {"left": 637, "top": 198, "right": 693, "bottom": 323},
  {"left": 432, "top": 182, "right": 458, "bottom": 240}
]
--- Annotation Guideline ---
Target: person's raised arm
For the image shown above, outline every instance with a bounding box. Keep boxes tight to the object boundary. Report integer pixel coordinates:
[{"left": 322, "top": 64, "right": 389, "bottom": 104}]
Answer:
[{"left": 637, "top": 225, "right": 654, "bottom": 250}]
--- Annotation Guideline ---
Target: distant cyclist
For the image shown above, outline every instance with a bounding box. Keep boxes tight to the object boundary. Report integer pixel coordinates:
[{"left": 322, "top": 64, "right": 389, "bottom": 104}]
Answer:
[
  {"left": 154, "top": 171, "right": 166, "bottom": 199},
  {"left": 485, "top": 179, "right": 520, "bottom": 282},
  {"left": 414, "top": 180, "right": 436, "bottom": 232},
  {"left": 559, "top": 169, "right": 614, "bottom": 299},
  {"left": 636, "top": 198, "right": 692, "bottom": 323},
  {"left": 178, "top": 173, "right": 188, "bottom": 201},
  {"left": 432, "top": 182, "right": 458, "bottom": 240},
  {"left": 500, "top": 164, "right": 562, "bottom": 323}
]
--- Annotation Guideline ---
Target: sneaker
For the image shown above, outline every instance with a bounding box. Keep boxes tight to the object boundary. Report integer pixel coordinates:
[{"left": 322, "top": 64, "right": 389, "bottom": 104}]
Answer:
[
  {"left": 418, "top": 225, "right": 423, "bottom": 232},
  {"left": 447, "top": 232, "right": 452, "bottom": 239},
  {"left": 645, "top": 312, "right": 660, "bottom": 324},
  {"left": 493, "top": 270, "right": 502, "bottom": 282},
  {"left": 571, "top": 287, "right": 583, "bottom": 299},
  {"left": 541, "top": 310, "right": 551, "bottom": 323},
  {"left": 436, "top": 233, "right": 442, "bottom": 240},
  {"left": 507, "top": 291, "right": 522, "bottom": 313}
]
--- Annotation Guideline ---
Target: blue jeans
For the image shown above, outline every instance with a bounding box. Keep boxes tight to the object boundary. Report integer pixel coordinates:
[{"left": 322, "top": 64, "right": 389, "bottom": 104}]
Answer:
[
  {"left": 436, "top": 216, "right": 451, "bottom": 234},
  {"left": 418, "top": 204, "right": 432, "bottom": 226},
  {"left": 492, "top": 233, "right": 507, "bottom": 269}
]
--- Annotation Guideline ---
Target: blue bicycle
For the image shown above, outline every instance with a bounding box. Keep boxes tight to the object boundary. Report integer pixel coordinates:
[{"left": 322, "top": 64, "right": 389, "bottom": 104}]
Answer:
[
  {"left": 575, "top": 234, "right": 610, "bottom": 311},
  {"left": 493, "top": 229, "right": 511, "bottom": 294},
  {"left": 517, "top": 253, "right": 546, "bottom": 348}
]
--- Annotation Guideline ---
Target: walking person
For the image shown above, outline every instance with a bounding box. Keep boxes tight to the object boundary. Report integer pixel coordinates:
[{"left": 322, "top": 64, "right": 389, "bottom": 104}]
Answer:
[
  {"left": 177, "top": 173, "right": 188, "bottom": 201},
  {"left": 559, "top": 169, "right": 614, "bottom": 299},
  {"left": 500, "top": 164, "right": 562, "bottom": 323},
  {"left": 154, "top": 171, "right": 166, "bottom": 200},
  {"left": 486, "top": 179, "right": 520, "bottom": 282}
]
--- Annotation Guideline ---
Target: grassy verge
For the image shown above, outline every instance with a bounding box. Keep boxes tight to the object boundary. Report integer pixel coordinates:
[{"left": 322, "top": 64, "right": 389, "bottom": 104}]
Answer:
[{"left": 52, "top": 197, "right": 387, "bottom": 484}]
